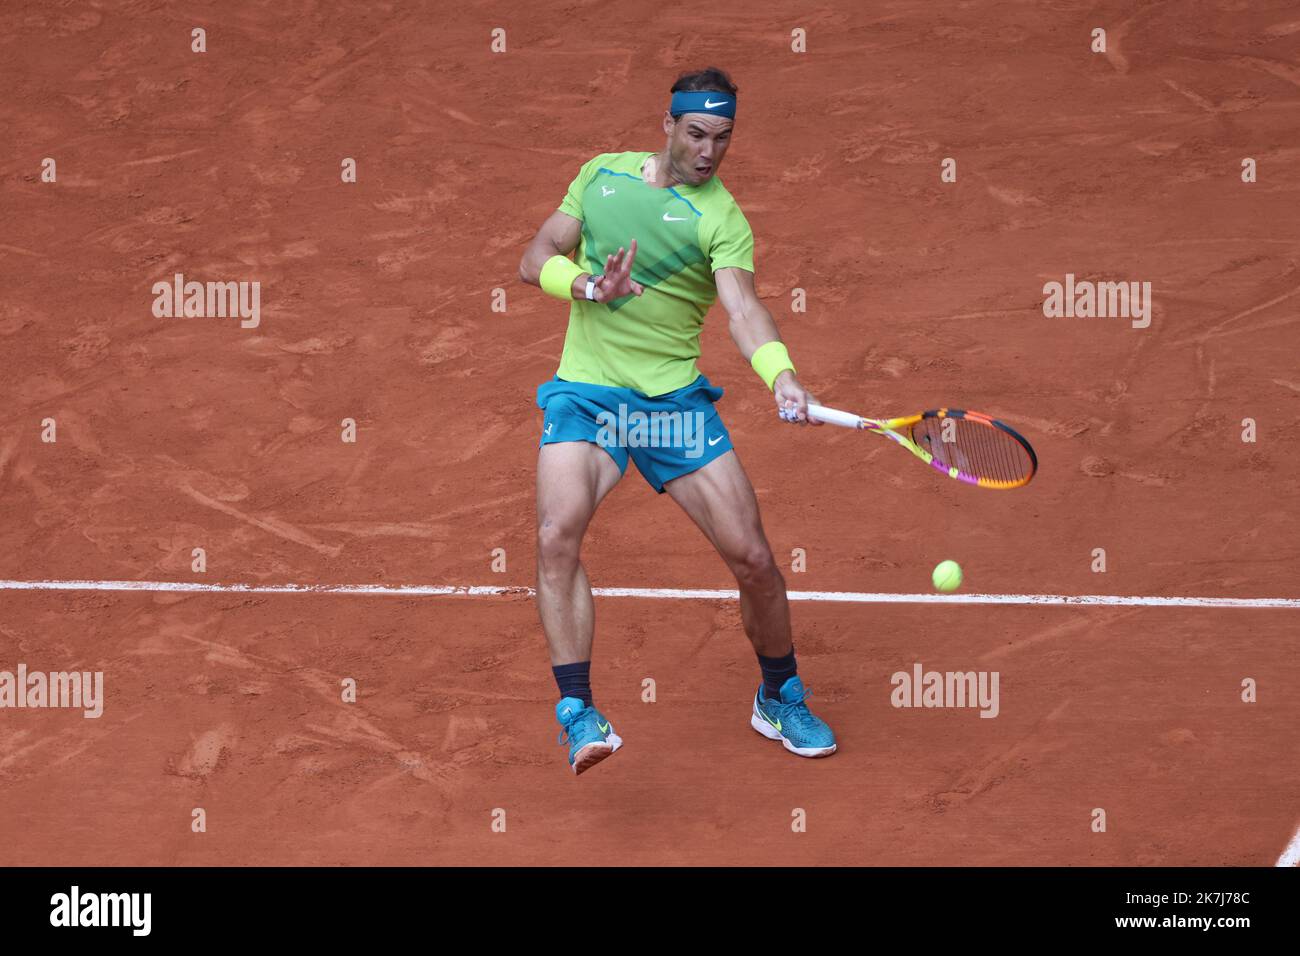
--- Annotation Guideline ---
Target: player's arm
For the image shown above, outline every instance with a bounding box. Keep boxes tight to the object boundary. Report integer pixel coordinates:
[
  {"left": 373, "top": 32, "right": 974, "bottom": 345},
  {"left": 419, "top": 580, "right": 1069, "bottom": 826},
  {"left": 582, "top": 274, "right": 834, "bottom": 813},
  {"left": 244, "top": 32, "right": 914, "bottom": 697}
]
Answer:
[
  {"left": 518, "top": 210, "right": 586, "bottom": 296},
  {"left": 715, "top": 266, "right": 820, "bottom": 425},
  {"left": 518, "top": 211, "right": 645, "bottom": 301}
]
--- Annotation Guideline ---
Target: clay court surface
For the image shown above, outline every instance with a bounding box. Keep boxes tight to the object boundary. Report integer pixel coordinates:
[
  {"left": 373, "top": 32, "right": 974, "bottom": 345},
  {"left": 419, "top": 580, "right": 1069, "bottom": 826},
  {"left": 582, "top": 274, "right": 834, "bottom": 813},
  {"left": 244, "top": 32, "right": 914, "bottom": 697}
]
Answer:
[{"left": 2, "top": 1, "right": 1299, "bottom": 865}]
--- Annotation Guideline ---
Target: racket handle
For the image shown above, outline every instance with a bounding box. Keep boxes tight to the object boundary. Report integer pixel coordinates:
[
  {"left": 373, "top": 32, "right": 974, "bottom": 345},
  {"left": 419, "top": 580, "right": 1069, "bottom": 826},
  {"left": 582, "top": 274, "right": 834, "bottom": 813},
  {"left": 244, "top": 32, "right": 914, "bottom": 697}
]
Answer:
[{"left": 806, "top": 404, "right": 864, "bottom": 429}]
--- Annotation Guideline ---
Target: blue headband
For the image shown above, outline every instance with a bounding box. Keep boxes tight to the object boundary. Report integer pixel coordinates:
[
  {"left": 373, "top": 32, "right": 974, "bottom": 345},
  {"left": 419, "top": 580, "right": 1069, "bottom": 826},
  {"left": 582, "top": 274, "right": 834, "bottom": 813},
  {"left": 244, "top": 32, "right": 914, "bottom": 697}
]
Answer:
[{"left": 670, "top": 90, "right": 736, "bottom": 120}]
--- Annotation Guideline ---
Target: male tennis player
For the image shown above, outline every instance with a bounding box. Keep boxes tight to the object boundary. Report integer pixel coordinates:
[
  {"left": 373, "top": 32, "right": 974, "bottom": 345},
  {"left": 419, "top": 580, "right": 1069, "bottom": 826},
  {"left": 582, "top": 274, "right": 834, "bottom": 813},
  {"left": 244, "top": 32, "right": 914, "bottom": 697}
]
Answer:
[{"left": 518, "top": 67, "right": 836, "bottom": 774}]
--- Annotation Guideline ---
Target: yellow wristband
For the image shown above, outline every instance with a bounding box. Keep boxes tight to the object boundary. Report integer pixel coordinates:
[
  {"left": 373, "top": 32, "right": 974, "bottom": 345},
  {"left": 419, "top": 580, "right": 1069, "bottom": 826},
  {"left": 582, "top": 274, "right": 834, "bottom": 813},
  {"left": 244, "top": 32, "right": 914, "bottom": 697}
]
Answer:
[
  {"left": 539, "top": 255, "right": 585, "bottom": 301},
  {"left": 751, "top": 340, "right": 795, "bottom": 390}
]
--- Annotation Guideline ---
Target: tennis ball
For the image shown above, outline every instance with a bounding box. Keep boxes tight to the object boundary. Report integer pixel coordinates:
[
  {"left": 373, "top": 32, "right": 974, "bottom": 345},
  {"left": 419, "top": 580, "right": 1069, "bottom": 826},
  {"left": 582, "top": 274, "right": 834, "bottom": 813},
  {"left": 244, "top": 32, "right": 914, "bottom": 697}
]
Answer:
[{"left": 932, "top": 560, "right": 963, "bottom": 593}]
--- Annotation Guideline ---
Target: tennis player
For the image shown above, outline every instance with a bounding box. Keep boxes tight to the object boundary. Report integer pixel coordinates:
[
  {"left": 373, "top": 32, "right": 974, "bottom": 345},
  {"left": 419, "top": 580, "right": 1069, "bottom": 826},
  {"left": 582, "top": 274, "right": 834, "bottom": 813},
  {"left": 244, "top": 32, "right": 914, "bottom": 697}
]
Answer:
[{"left": 518, "top": 67, "right": 837, "bottom": 774}]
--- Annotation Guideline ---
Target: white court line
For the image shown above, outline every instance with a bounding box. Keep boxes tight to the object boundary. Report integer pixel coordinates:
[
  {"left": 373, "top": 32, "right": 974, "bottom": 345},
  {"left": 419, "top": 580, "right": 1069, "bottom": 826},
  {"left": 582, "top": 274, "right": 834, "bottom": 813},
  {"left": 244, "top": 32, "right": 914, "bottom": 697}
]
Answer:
[
  {"left": 1, "top": 578, "right": 1299, "bottom": 608},
  {"left": 1278, "top": 826, "right": 1300, "bottom": 867}
]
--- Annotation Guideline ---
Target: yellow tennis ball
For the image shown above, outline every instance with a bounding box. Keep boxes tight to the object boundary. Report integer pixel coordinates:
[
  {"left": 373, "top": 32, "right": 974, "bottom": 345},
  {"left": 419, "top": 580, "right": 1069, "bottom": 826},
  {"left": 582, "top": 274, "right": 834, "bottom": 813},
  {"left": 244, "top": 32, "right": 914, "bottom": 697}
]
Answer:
[{"left": 932, "top": 560, "right": 963, "bottom": 593}]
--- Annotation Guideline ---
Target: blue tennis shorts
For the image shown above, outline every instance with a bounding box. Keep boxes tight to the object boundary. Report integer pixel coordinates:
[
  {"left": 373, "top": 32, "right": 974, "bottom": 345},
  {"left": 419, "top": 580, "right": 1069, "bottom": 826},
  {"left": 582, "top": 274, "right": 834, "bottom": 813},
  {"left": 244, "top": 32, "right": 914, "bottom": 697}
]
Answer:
[{"left": 536, "top": 375, "right": 734, "bottom": 493}]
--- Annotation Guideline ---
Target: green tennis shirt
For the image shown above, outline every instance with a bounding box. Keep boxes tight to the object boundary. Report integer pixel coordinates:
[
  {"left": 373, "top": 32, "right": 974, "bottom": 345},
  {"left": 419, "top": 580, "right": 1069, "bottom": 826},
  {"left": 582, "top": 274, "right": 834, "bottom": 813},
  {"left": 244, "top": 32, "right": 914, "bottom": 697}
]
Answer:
[{"left": 553, "top": 151, "right": 755, "bottom": 397}]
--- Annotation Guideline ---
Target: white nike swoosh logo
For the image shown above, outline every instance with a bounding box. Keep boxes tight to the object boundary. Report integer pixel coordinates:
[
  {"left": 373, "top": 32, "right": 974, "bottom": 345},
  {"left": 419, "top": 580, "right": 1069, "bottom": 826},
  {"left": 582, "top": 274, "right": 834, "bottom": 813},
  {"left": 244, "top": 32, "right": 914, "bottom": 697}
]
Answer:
[
  {"left": 663, "top": 213, "right": 687, "bottom": 222},
  {"left": 602, "top": 186, "right": 614, "bottom": 196},
  {"left": 704, "top": 99, "right": 726, "bottom": 108},
  {"left": 708, "top": 435, "right": 724, "bottom": 446}
]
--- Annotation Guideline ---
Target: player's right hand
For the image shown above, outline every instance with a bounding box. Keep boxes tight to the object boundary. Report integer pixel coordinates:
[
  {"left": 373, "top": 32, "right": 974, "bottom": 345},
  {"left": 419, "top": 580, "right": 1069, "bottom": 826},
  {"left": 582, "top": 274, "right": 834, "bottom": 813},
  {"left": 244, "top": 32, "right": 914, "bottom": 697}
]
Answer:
[
  {"left": 774, "top": 371, "right": 823, "bottom": 426},
  {"left": 593, "top": 239, "right": 645, "bottom": 302}
]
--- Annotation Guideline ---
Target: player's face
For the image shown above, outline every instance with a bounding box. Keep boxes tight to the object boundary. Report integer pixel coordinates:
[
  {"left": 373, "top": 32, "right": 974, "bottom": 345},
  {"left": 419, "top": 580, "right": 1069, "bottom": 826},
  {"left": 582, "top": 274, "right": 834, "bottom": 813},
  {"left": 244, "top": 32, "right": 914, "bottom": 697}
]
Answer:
[{"left": 665, "top": 112, "right": 733, "bottom": 185}]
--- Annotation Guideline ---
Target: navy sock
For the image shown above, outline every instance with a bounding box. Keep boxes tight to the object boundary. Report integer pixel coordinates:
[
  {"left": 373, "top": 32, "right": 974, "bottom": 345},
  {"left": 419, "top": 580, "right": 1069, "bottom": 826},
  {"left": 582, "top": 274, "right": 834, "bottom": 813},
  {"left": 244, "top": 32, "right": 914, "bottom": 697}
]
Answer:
[
  {"left": 552, "top": 661, "right": 593, "bottom": 708},
  {"left": 757, "top": 649, "right": 797, "bottom": 701}
]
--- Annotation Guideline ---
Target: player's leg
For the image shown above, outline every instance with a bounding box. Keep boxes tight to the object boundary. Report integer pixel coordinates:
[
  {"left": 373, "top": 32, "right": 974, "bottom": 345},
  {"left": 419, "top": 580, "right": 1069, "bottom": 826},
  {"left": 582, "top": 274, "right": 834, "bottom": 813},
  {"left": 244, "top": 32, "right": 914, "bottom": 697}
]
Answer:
[
  {"left": 535, "top": 435, "right": 626, "bottom": 774},
  {"left": 663, "top": 450, "right": 837, "bottom": 758},
  {"left": 536, "top": 440, "right": 622, "bottom": 666},
  {"left": 662, "top": 450, "right": 791, "bottom": 655}
]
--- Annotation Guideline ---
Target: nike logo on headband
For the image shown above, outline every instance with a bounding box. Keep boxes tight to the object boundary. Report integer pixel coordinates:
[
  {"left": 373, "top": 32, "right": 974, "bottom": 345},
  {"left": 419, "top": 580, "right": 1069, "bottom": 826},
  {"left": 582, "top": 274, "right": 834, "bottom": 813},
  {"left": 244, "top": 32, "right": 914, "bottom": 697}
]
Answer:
[{"left": 704, "top": 98, "right": 726, "bottom": 108}]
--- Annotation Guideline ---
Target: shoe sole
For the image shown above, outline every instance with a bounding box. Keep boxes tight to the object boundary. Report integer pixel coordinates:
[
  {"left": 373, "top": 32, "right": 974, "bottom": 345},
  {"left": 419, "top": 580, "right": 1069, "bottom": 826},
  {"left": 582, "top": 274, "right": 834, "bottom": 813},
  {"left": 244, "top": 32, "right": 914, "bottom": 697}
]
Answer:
[
  {"left": 571, "top": 731, "right": 623, "bottom": 775},
  {"left": 751, "top": 712, "right": 836, "bottom": 758}
]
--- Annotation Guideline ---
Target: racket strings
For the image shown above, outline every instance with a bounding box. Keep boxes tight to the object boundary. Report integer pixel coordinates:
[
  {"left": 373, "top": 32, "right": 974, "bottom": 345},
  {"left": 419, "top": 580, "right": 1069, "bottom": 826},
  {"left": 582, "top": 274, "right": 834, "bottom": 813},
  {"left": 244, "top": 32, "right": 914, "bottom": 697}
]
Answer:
[{"left": 913, "top": 417, "right": 1033, "bottom": 483}]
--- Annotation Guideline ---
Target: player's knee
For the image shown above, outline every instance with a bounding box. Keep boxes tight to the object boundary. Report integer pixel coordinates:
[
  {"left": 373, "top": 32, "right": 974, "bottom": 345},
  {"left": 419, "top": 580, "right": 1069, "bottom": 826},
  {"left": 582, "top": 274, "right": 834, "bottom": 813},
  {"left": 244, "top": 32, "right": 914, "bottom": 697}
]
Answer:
[
  {"left": 536, "top": 518, "right": 581, "bottom": 571},
  {"left": 732, "top": 541, "right": 781, "bottom": 591}
]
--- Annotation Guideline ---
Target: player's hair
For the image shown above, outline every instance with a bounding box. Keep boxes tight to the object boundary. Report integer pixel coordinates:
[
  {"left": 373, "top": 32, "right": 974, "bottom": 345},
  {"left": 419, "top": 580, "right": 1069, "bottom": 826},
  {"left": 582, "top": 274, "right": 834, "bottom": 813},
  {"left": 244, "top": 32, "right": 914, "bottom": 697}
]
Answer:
[{"left": 670, "top": 66, "right": 738, "bottom": 98}]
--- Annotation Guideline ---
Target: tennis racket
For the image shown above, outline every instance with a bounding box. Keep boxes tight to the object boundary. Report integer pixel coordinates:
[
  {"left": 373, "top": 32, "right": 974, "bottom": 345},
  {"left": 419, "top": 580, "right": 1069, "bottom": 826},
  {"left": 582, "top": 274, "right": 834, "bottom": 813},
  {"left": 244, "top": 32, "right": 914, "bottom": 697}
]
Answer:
[{"left": 804, "top": 404, "right": 1038, "bottom": 489}]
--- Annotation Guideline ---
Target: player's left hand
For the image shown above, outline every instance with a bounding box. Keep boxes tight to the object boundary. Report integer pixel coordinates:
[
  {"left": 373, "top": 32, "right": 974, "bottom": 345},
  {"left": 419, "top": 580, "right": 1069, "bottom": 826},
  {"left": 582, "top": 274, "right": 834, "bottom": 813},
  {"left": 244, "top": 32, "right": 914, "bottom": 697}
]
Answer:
[
  {"left": 593, "top": 239, "right": 645, "bottom": 302},
  {"left": 773, "top": 371, "right": 822, "bottom": 426}
]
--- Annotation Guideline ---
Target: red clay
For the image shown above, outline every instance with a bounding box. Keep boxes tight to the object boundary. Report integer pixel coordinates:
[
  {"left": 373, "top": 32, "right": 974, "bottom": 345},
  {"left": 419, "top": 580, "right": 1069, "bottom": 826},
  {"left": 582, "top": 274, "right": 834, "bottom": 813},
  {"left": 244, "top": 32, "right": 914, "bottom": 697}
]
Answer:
[{"left": 1, "top": 1, "right": 1298, "bottom": 865}]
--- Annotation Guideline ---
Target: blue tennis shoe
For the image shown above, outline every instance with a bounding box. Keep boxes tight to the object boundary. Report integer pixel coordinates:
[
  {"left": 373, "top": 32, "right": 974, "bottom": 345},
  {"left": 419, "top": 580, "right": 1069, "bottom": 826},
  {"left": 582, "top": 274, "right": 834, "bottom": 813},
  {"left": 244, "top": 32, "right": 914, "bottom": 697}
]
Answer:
[
  {"left": 556, "top": 697, "right": 623, "bottom": 775},
  {"left": 751, "top": 676, "right": 837, "bottom": 757}
]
